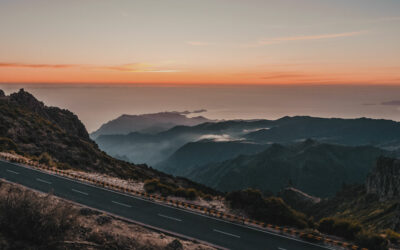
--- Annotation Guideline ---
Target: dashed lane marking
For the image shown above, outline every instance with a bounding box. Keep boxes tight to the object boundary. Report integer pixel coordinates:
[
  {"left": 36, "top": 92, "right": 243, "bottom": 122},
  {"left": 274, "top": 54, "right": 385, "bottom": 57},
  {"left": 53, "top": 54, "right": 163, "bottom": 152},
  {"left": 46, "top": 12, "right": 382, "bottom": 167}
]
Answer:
[
  {"left": 71, "top": 189, "right": 88, "bottom": 196},
  {"left": 158, "top": 213, "right": 182, "bottom": 222},
  {"left": 213, "top": 229, "right": 241, "bottom": 238}
]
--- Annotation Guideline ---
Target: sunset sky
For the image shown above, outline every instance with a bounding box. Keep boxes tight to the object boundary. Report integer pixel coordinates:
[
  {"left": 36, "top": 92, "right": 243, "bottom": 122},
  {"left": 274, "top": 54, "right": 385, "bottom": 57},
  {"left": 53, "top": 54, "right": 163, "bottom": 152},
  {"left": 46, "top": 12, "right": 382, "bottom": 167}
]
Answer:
[{"left": 1, "top": 0, "right": 399, "bottom": 85}]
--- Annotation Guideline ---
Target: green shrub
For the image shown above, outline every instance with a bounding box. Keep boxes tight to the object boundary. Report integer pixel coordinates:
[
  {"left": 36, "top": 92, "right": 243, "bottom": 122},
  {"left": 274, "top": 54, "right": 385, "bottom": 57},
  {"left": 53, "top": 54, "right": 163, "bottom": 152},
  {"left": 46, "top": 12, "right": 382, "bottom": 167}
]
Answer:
[
  {"left": 38, "top": 152, "right": 54, "bottom": 166},
  {"left": 355, "top": 230, "right": 388, "bottom": 250},
  {"left": 226, "top": 189, "right": 308, "bottom": 228},
  {"left": 158, "top": 183, "right": 174, "bottom": 197},
  {"left": 203, "top": 194, "right": 213, "bottom": 201},
  {"left": 144, "top": 179, "right": 159, "bottom": 193},
  {"left": 185, "top": 188, "right": 198, "bottom": 200},
  {"left": 385, "top": 229, "right": 400, "bottom": 244},
  {"left": 144, "top": 179, "right": 199, "bottom": 199},
  {"left": 318, "top": 218, "right": 361, "bottom": 240},
  {"left": 174, "top": 187, "right": 187, "bottom": 197},
  {"left": 0, "top": 137, "right": 19, "bottom": 152}
]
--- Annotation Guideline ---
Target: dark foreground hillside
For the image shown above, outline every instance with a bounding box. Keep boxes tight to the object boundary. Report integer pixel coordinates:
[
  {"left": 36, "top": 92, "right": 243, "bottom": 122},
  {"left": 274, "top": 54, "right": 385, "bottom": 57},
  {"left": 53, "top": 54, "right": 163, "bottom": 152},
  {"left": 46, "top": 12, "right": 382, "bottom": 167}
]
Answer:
[
  {"left": 0, "top": 180, "right": 214, "bottom": 250},
  {"left": 0, "top": 89, "right": 217, "bottom": 195}
]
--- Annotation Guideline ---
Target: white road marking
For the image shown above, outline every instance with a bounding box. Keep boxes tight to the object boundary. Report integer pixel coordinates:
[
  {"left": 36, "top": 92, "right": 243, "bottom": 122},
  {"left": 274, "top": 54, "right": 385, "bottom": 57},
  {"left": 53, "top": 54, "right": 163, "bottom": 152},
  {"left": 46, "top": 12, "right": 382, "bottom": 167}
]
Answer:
[
  {"left": 6, "top": 169, "right": 19, "bottom": 174},
  {"left": 213, "top": 229, "right": 241, "bottom": 238},
  {"left": 71, "top": 189, "right": 88, "bottom": 196},
  {"left": 112, "top": 200, "right": 132, "bottom": 208},
  {"left": 158, "top": 213, "right": 182, "bottom": 222},
  {"left": 36, "top": 178, "right": 52, "bottom": 184},
  {"left": 278, "top": 247, "right": 287, "bottom": 250}
]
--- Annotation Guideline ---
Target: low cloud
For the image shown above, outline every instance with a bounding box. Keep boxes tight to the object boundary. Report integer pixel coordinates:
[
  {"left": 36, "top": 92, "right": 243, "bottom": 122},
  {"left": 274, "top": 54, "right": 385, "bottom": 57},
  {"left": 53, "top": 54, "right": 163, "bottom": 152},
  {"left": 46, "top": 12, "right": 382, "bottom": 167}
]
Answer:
[
  {"left": 102, "top": 63, "right": 180, "bottom": 73},
  {"left": 198, "top": 134, "right": 234, "bottom": 142},
  {"left": 381, "top": 100, "right": 400, "bottom": 106},
  {"left": 261, "top": 73, "right": 308, "bottom": 80},
  {"left": 246, "top": 31, "right": 367, "bottom": 47},
  {"left": 0, "top": 62, "right": 78, "bottom": 69},
  {"left": 178, "top": 109, "right": 207, "bottom": 115},
  {"left": 0, "top": 62, "right": 180, "bottom": 73}
]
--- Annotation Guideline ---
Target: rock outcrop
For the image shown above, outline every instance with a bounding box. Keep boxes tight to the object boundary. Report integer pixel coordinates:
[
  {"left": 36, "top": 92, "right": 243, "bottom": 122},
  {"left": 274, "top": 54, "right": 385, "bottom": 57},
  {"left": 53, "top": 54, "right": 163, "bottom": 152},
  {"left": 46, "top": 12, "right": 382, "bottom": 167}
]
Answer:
[
  {"left": 9, "top": 88, "right": 89, "bottom": 140},
  {"left": 366, "top": 156, "right": 400, "bottom": 200}
]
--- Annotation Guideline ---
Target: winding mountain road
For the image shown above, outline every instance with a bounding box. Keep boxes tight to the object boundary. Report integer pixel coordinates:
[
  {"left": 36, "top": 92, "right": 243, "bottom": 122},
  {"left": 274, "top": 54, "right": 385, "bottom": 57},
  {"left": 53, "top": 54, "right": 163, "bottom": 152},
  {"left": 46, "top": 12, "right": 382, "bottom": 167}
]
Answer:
[{"left": 0, "top": 160, "right": 333, "bottom": 250}]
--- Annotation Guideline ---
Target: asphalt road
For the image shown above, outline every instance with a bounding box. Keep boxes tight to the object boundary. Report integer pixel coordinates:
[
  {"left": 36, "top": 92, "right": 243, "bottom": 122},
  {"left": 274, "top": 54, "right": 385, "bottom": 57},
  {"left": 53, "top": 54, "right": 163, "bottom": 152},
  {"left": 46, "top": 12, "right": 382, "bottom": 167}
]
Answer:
[{"left": 0, "top": 160, "right": 332, "bottom": 250}]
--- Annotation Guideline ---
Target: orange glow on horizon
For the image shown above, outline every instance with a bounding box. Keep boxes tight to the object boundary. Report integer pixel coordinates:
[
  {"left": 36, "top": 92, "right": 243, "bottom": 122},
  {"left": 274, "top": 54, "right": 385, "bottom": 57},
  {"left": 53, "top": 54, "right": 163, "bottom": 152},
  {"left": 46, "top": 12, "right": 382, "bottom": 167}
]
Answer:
[{"left": 0, "top": 64, "right": 399, "bottom": 85}]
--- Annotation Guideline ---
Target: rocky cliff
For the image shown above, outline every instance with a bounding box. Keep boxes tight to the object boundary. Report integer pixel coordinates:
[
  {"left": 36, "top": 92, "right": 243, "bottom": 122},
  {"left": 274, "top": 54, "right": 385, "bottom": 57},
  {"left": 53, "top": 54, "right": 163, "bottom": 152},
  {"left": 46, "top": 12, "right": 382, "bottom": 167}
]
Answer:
[{"left": 366, "top": 156, "right": 400, "bottom": 201}]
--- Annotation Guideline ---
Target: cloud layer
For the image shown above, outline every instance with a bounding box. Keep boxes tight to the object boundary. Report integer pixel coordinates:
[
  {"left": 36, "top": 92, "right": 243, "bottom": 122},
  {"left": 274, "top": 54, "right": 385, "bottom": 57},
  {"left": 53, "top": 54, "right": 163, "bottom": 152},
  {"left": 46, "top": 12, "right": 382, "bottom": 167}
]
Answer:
[
  {"left": 246, "top": 31, "right": 367, "bottom": 47},
  {"left": 0, "top": 62, "right": 179, "bottom": 73}
]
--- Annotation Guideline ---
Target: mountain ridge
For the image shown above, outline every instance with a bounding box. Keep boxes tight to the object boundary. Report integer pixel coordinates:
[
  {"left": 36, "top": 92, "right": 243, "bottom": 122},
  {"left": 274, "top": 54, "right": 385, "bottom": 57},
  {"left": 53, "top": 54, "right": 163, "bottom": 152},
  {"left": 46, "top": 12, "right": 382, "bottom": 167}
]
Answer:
[
  {"left": 187, "top": 140, "right": 388, "bottom": 197},
  {"left": 91, "top": 111, "right": 213, "bottom": 139}
]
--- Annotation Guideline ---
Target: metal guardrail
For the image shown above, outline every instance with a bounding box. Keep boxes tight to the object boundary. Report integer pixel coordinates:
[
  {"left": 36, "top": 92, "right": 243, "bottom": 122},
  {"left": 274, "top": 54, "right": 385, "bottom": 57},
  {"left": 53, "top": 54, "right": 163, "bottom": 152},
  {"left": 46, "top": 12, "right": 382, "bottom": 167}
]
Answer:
[{"left": 0, "top": 155, "right": 367, "bottom": 250}]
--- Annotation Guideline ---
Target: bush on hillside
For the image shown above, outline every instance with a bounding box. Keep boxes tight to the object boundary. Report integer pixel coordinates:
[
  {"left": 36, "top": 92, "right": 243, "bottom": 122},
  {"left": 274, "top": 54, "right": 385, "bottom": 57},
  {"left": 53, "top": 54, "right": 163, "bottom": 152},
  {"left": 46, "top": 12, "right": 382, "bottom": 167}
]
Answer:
[
  {"left": 318, "top": 217, "right": 388, "bottom": 249},
  {"left": 318, "top": 217, "right": 361, "bottom": 240},
  {"left": 355, "top": 230, "right": 388, "bottom": 250},
  {"left": 226, "top": 189, "right": 308, "bottom": 228},
  {"left": 144, "top": 179, "right": 199, "bottom": 200},
  {"left": 0, "top": 184, "right": 78, "bottom": 247},
  {"left": 38, "top": 152, "right": 54, "bottom": 166}
]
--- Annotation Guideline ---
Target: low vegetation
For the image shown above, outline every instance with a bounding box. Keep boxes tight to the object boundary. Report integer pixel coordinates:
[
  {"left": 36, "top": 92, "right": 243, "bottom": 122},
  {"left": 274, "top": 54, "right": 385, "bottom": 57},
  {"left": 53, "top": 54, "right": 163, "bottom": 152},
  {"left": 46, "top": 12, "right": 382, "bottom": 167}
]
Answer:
[
  {"left": 226, "top": 189, "right": 309, "bottom": 228},
  {"left": 318, "top": 217, "right": 389, "bottom": 250},
  {"left": 225, "top": 188, "right": 400, "bottom": 249},
  {"left": 0, "top": 180, "right": 214, "bottom": 250},
  {"left": 144, "top": 178, "right": 203, "bottom": 200},
  {"left": 0, "top": 182, "right": 77, "bottom": 249}
]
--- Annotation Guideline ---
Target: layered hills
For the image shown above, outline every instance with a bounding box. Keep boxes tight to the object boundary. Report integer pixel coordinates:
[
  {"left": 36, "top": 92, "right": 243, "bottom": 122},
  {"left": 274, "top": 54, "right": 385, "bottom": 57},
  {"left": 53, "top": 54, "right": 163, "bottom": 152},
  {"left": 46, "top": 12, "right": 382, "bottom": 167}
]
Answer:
[
  {"left": 90, "top": 111, "right": 213, "bottom": 139},
  {"left": 156, "top": 140, "right": 269, "bottom": 176},
  {"left": 187, "top": 140, "right": 387, "bottom": 197},
  {"left": 95, "top": 120, "right": 273, "bottom": 165},
  {"left": 94, "top": 115, "right": 400, "bottom": 167}
]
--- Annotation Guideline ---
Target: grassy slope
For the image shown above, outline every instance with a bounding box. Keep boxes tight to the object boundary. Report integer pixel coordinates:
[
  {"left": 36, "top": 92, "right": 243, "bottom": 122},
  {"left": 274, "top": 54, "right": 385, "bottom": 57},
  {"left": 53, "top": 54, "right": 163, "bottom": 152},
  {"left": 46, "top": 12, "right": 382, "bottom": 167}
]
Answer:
[{"left": 310, "top": 185, "right": 400, "bottom": 232}]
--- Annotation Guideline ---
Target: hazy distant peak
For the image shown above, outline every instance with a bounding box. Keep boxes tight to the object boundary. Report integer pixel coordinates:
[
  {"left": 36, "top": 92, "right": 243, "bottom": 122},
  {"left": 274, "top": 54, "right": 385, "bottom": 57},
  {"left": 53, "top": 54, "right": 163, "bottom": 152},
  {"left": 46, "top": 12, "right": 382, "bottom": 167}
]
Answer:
[{"left": 91, "top": 111, "right": 214, "bottom": 139}]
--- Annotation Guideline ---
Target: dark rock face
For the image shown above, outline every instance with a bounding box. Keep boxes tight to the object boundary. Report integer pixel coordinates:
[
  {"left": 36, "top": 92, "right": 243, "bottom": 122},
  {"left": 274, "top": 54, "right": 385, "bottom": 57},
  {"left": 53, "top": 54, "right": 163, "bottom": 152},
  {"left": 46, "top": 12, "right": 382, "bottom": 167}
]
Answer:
[
  {"left": 0, "top": 89, "right": 5, "bottom": 97},
  {"left": 9, "top": 88, "right": 90, "bottom": 140},
  {"left": 366, "top": 157, "right": 400, "bottom": 200}
]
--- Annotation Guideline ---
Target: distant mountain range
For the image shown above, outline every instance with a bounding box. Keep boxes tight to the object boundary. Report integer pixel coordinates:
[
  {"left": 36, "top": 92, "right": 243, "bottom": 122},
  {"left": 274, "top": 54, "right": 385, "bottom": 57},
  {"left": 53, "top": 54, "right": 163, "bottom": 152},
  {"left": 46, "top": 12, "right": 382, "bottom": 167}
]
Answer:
[
  {"left": 89, "top": 103, "right": 400, "bottom": 197},
  {"left": 90, "top": 111, "right": 213, "bottom": 139},
  {"left": 94, "top": 115, "right": 400, "bottom": 167},
  {"left": 95, "top": 119, "right": 273, "bottom": 165},
  {"left": 245, "top": 116, "right": 400, "bottom": 149},
  {"left": 156, "top": 140, "right": 270, "bottom": 176},
  {"left": 187, "top": 140, "right": 388, "bottom": 197}
]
